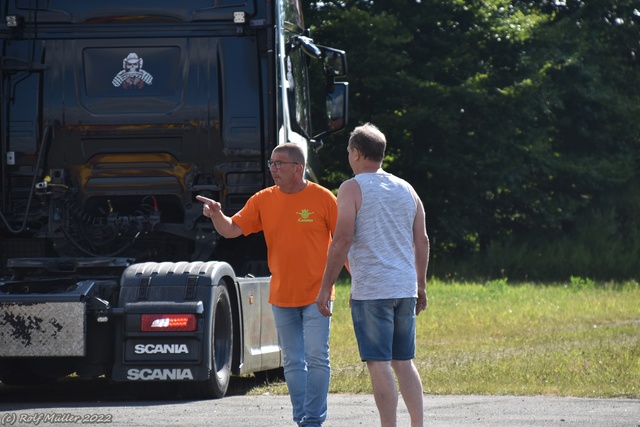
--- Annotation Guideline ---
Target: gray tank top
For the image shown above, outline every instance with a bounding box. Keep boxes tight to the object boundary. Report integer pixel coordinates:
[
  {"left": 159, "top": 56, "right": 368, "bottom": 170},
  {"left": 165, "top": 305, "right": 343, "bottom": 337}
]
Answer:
[{"left": 348, "top": 171, "right": 418, "bottom": 300}]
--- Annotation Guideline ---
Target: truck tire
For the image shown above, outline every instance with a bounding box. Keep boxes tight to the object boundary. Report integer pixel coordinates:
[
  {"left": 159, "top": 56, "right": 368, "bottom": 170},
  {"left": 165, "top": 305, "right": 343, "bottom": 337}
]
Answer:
[{"left": 183, "top": 282, "right": 233, "bottom": 399}]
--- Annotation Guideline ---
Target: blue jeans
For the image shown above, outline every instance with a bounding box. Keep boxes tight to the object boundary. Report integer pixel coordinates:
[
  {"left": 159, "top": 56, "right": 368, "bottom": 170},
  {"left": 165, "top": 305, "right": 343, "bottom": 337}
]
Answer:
[{"left": 272, "top": 302, "right": 332, "bottom": 427}]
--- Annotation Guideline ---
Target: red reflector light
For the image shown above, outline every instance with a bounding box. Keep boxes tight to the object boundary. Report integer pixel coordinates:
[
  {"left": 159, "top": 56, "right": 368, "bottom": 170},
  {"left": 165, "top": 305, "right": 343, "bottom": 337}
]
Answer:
[{"left": 141, "top": 314, "right": 197, "bottom": 332}]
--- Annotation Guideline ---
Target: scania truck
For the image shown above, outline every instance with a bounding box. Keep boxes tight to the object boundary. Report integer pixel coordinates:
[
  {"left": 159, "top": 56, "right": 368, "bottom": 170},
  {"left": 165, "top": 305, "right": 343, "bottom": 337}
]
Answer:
[{"left": 0, "top": 0, "right": 347, "bottom": 399}]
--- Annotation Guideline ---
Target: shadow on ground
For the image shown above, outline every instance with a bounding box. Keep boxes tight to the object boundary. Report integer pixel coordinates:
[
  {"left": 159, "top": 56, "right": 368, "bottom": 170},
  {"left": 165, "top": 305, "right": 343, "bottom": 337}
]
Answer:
[{"left": 0, "top": 371, "right": 285, "bottom": 403}]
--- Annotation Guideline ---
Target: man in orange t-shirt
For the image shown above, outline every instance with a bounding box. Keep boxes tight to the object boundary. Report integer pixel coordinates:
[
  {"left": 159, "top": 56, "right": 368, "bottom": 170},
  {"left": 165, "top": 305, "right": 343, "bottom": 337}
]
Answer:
[{"left": 196, "top": 142, "right": 337, "bottom": 427}]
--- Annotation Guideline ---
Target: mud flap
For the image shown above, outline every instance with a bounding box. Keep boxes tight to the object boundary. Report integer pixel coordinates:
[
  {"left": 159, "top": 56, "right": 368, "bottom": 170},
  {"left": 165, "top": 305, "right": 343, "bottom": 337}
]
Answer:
[{"left": 111, "top": 261, "right": 236, "bottom": 385}]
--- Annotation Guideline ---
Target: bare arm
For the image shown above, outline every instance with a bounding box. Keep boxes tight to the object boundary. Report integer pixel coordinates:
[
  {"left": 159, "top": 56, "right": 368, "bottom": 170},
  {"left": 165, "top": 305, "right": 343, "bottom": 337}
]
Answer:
[
  {"left": 316, "top": 179, "right": 360, "bottom": 317},
  {"left": 412, "top": 191, "right": 430, "bottom": 315},
  {"left": 196, "top": 195, "right": 244, "bottom": 238}
]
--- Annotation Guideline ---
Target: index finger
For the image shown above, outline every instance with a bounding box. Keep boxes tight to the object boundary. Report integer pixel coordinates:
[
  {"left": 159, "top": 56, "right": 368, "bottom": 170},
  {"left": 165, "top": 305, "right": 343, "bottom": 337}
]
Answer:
[{"left": 196, "top": 195, "right": 213, "bottom": 204}]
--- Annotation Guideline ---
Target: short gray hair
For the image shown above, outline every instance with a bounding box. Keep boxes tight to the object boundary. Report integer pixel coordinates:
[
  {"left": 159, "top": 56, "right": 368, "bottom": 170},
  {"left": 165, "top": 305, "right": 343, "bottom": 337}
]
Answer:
[
  {"left": 348, "top": 123, "right": 386, "bottom": 162},
  {"left": 272, "top": 143, "right": 306, "bottom": 164}
]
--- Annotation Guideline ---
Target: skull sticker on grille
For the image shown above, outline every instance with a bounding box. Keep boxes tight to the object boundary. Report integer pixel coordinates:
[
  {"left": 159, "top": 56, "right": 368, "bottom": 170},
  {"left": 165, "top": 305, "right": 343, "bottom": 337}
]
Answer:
[{"left": 112, "top": 53, "right": 154, "bottom": 89}]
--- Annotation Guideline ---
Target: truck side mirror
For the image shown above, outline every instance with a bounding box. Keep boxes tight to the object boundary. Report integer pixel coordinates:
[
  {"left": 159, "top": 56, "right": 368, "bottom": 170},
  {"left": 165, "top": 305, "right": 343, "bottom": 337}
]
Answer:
[
  {"left": 312, "top": 81, "right": 348, "bottom": 148},
  {"left": 326, "top": 82, "right": 348, "bottom": 132},
  {"left": 320, "top": 47, "right": 347, "bottom": 78}
]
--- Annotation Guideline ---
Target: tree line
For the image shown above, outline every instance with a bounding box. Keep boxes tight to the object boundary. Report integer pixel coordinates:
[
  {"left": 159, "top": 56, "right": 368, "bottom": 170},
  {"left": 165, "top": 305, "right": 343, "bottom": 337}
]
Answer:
[{"left": 305, "top": 0, "right": 640, "bottom": 281}]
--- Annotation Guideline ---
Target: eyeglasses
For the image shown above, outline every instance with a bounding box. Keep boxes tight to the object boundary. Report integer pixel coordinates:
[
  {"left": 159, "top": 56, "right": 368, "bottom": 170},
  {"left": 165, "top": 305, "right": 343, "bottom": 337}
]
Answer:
[{"left": 267, "top": 160, "right": 298, "bottom": 169}]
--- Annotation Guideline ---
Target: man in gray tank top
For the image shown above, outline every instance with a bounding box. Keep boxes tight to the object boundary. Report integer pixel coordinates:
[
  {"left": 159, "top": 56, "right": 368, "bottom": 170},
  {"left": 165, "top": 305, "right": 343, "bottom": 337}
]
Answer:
[{"left": 317, "top": 123, "right": 430, "bottom": 427}]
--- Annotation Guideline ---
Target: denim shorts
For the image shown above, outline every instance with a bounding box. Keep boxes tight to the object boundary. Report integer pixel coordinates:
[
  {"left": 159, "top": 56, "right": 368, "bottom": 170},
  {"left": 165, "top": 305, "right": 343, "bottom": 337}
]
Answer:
[{"left": 351, "top": 298, "right": 416, "bottom": 362}]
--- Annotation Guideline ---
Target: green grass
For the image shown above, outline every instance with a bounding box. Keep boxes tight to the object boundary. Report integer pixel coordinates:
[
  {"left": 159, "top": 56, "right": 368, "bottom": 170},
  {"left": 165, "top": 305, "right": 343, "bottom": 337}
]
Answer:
[{"left": 249, "top": 278, "right": 640, "bottom": 398}]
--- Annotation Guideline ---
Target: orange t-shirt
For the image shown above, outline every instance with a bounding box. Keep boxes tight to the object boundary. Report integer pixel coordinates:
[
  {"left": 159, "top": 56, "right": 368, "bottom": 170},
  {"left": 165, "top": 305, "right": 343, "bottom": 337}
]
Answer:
[{"left": 232, "top": 182, "right": 337, "bottom": 307}]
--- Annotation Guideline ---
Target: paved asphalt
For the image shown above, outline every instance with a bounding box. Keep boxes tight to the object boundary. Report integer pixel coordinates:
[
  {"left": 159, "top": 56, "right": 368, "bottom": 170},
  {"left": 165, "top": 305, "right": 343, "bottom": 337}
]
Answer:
[{"left": 1, "top": 393, "right": 639, "bottom": 427}]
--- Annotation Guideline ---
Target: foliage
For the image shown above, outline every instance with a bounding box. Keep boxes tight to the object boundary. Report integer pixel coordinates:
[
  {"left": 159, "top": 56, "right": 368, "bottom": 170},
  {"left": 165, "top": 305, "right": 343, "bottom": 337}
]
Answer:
[{"left": 306, "top": 0, "right": 640, "bottom": 280}]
